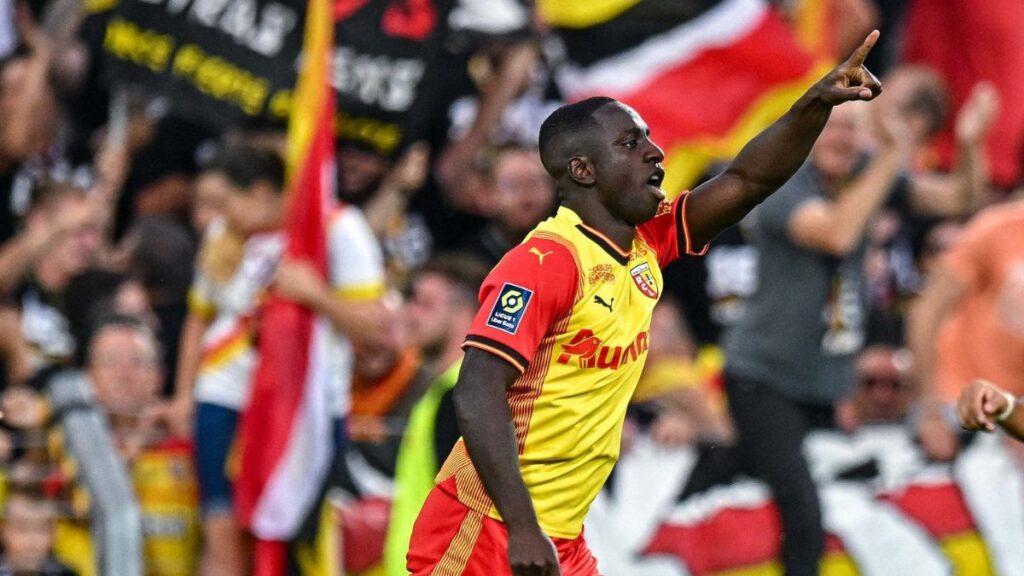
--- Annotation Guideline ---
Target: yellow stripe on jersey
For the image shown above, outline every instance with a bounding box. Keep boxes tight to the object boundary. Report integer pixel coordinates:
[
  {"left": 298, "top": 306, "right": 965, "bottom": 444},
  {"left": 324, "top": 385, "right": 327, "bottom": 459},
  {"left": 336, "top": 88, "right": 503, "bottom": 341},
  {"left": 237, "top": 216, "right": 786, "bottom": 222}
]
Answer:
[
  {"left": 187, "top": 288, "right": 217, "bottom": 320},
  {"left": 334, "top": 281, "right": 386, "bottom": 302},
  {"left": 199, "top": 330, "right": 250, "bottom": 371}
]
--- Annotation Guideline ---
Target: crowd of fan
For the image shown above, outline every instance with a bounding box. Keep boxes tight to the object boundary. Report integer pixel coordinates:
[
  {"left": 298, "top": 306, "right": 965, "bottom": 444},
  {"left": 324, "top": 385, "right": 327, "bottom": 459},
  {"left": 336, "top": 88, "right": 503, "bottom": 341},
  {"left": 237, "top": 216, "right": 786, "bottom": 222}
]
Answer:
[{"left": 0, "top": 0, "right": 1020, "bottom": 574}]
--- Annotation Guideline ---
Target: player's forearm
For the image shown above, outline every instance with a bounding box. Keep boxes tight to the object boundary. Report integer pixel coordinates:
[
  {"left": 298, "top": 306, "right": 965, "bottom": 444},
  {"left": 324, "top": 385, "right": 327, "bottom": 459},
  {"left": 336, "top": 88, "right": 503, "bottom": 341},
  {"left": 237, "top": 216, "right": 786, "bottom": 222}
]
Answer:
[
  {"left": 454, "top": 352, "right": 540, "bottom": 532},
  {"left": 725, "top": 87, "right": 834, "bottom": 203}
]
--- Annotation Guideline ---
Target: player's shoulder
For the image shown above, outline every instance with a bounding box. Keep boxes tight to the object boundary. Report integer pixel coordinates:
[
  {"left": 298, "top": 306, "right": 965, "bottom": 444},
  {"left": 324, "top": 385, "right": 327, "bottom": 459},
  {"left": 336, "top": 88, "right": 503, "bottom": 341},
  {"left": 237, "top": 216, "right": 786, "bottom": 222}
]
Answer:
[{"left": 503, "top": 234, "right": 580, "bottom": 273}]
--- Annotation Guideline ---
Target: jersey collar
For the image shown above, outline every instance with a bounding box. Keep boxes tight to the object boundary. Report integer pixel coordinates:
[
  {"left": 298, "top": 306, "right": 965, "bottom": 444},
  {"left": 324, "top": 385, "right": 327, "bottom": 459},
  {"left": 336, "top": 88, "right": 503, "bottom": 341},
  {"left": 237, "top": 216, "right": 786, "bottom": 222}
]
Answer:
[{"left": 557, "top": 206, "right": 631, "bottom": 265}]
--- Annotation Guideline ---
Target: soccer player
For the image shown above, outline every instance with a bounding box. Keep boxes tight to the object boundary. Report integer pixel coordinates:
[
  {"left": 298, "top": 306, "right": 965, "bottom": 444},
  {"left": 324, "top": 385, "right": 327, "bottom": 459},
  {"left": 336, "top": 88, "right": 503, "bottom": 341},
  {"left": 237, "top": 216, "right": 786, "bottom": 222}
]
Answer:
[{"left": 406, "top": 33, "right": 884, "bottom": 576}]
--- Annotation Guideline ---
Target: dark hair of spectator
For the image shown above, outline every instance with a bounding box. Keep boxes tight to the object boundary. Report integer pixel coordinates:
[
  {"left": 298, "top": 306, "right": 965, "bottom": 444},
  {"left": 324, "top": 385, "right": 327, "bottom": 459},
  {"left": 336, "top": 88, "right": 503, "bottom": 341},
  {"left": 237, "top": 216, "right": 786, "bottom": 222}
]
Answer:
[
  {"left": 538, "top": 96, "right": 616, "bottom": 181},
  {"left": 85, "top": 312, "right": 162, "bottom": 362},
  {"left": 127, "top": 216, "right": 198, "bottom": 301},
  {"left": 418, "top": 252, "right": 491, "bottom": 309},
  {"left": 201, "top": 144, "right": 286, "bottom": 194}
]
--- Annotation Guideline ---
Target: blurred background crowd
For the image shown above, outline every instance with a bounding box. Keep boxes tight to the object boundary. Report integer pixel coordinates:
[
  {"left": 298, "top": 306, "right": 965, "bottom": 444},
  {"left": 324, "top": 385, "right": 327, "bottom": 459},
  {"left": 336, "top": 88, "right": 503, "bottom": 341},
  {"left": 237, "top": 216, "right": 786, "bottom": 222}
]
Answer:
[{"left": 0, "top": 0, "right": 1022, "bottom": 574}]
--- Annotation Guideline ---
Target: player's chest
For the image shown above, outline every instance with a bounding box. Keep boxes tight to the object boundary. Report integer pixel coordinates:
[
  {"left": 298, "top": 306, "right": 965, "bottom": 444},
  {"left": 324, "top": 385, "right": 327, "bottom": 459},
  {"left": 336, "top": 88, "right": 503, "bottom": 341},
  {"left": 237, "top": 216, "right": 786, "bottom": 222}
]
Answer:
[{"left": 557, "top": 249, "right": 662, "bottom": 370}]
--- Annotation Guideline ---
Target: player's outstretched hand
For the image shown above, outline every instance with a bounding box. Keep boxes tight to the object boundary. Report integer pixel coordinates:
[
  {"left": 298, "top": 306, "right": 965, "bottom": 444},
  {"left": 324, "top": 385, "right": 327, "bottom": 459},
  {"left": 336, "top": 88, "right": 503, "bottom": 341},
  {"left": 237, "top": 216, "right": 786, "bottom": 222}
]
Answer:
[
  {"left": 957, "top": 379, "right": 1012, "bottom": 433},
  {"left": 815, "top": 30, "right": 883, "bottom": 105},
  {"left": 508, "top": 524, "right": 562, "bottom": 576}
]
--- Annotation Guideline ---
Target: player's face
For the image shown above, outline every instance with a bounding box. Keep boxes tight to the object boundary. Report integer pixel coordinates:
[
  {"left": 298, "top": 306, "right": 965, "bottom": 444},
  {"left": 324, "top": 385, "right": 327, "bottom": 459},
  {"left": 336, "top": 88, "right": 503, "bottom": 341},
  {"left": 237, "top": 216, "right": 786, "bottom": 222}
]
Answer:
[{"left": 592, "top": 103, "right": 666, "bottom": 226}]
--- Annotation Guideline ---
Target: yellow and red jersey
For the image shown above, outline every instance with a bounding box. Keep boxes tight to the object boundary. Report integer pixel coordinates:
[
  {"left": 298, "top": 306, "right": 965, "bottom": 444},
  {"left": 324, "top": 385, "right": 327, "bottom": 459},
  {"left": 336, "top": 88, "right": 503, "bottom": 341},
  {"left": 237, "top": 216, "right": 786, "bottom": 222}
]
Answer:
[
  {"left": 437, "top": 193, "right": 707, "bottom": 539},
  {"left": 53, "top": 437, "right": 200, "bottom": 576}
]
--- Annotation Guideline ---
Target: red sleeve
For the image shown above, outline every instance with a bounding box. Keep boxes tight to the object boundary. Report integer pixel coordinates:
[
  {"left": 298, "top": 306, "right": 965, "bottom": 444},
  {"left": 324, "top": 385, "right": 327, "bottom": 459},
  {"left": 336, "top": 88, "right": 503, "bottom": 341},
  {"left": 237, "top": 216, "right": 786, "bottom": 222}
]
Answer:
[
  {"left": 463, "top": 237, "right": 579, "bottom": 373},
  {"left": 637, "top": 191, "right": 709, "bottom": 268}
]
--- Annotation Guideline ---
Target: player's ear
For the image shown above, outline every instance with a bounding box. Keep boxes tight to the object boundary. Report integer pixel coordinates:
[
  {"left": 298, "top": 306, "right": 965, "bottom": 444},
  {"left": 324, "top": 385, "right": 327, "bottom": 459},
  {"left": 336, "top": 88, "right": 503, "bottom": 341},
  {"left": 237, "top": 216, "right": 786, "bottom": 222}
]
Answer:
[{"left": 567, "top": 156, "right": 596, "bottom": 187}]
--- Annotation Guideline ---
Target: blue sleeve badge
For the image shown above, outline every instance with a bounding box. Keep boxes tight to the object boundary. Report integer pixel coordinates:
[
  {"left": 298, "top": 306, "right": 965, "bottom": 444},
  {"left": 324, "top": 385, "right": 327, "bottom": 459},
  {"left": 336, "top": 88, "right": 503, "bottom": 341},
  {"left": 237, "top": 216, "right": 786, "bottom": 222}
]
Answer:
[{"left": 486, "top": 283, "right": 533, "bottom": 335}]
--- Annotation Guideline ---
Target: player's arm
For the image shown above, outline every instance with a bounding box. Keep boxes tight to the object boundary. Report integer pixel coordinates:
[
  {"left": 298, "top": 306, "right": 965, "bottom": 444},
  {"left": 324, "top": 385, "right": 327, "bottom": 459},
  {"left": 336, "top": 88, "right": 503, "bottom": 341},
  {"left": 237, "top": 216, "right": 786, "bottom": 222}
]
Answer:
[
  {"left": 957, "top": 380, "right": 1024, "bottom": 442},
  {"left": 685, "top": 31, "right": 883, "bottom": 247},
  {"left": 454, "top": 238, "right": 576, "bottom": 575},
  {"left": 453, "top": 348, "right": 560, "bottom": 575}
]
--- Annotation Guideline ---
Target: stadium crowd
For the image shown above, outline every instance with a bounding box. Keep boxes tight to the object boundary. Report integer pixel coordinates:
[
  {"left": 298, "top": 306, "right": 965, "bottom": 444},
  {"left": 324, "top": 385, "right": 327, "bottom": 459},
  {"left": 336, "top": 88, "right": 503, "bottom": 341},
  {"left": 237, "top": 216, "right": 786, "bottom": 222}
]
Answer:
[{"left": 0, "top": 0, "right": 1022, "bottom": 574}]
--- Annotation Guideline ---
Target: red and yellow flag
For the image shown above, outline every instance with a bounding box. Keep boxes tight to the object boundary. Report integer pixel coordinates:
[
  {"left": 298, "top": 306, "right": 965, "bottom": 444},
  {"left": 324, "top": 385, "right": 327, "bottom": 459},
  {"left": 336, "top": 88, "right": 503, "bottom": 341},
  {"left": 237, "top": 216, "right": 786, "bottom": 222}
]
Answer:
[{"left": 235, "top": 0, "right": 337, "bottom": 573}]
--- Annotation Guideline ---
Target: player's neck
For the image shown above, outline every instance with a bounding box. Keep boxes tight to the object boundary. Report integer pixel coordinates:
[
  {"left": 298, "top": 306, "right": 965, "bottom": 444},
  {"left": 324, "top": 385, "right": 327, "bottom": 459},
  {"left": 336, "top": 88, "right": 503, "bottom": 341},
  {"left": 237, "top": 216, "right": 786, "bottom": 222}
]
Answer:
[{"left": 563, "top": 198, "right": 635, "bottom": 252}]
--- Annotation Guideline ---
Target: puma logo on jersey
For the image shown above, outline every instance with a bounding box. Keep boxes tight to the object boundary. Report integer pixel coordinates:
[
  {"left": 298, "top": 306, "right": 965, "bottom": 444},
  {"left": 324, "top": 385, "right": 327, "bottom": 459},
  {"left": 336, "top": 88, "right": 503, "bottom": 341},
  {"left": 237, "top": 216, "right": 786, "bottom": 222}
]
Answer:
[
  {"left": 594, "top": 295, "right": 614, "bottom": 312},
  {"left": 529, "top": 247, "right": 553, "bottom": 265}
]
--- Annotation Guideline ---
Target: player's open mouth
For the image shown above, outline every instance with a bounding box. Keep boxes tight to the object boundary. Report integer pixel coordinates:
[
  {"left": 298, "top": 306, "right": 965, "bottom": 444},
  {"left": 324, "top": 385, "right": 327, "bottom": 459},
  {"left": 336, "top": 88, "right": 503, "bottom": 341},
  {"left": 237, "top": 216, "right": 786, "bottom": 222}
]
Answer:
[{"left": 646, "top": 168, "right": 665, "bottom": 199}]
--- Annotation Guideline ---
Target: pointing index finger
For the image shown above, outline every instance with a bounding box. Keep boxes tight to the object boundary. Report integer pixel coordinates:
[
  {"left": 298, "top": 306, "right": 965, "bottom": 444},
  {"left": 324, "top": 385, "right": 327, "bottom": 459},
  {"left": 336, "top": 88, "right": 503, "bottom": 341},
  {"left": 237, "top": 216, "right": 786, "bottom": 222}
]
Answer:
[{"left": 845, "top": 29, "right": 880, "bottom": 69}]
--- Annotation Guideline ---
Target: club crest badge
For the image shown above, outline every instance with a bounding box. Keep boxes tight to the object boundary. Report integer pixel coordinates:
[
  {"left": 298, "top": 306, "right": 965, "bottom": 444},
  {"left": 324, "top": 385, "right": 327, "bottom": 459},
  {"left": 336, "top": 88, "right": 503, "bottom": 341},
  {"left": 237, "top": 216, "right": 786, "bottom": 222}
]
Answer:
[{"left": 630, "top": 262, "right": 658, "bottom": 299}]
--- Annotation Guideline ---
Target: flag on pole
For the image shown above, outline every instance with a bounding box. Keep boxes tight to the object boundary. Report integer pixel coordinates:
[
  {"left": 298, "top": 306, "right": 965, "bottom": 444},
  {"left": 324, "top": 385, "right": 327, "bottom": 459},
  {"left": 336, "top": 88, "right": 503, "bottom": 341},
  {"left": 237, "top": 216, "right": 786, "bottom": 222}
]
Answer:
[
  {"left": 542, "top": 0, "right": 830, "bottom": 193},
  {"left": 235, "top": 0, "right": 336, "bottom": 572}
]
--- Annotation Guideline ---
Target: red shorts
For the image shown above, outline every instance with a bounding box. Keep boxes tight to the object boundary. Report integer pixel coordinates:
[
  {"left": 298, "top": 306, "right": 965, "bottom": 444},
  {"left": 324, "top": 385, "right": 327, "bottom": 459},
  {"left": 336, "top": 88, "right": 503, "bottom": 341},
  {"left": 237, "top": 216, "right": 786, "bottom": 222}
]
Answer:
[{"left": 407, "top": 481, "right": 600, "bottom": 575}]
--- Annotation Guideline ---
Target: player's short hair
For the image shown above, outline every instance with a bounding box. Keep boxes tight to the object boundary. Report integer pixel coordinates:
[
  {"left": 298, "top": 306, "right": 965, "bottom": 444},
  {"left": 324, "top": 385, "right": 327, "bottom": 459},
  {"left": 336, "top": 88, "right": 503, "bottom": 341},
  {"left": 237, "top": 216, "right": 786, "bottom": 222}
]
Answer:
[
  {"left": 538, "top": 96, "right": 617, "bottom": 177},
  {"left": 201, "top": 143, "right": 286, "bottom": 194}
]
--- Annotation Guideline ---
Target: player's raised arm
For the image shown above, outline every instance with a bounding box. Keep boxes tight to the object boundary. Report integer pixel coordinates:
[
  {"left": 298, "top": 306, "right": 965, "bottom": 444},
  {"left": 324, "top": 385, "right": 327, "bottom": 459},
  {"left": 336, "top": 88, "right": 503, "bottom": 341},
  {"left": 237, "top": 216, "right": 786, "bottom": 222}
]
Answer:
[{"left": 686, "top": 30, "right": 883, "bottom": 247}]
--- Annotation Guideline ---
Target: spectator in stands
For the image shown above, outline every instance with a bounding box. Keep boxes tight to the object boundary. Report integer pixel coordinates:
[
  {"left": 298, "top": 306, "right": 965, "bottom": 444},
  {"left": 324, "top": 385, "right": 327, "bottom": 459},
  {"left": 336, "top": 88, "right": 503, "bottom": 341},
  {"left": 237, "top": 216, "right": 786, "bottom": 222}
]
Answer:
[
  {"left": 0, "top": 183, "right": 104, "bottom": 379},
  {"left": 169, "top": 143, "right": 389, "bottom": 575},
  {"left": 837, "top": 345, "right": 915, "bottom": 430},
  {"left": 466, "top": 144, "right": 557, "bottom": 266},
  {"left": 57, "top": 313, "right": 199, "bottom": 576},
  {"left": 336, "top": 142, "right": 432, "bottom": 286},
  {"left": 190, "top": 168, "right": 228, "bottom": 237},
  {"left": 0, "top": 492, "right": 73, "bottom": 575},
  {"left": 0, "top": 7, "right": 58, "bottom": 243},
  {"left": 348, "top": 294, "right": 425, "bottom": 477},
  {"left": 721, "top": 101, "right": 915, "bottom": 574},
  {"left": 383, "top": 253, "right": 490, "bottom": 576},
  {"left": 0, "top": 313, "right": 201, "bottom": 575}
]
